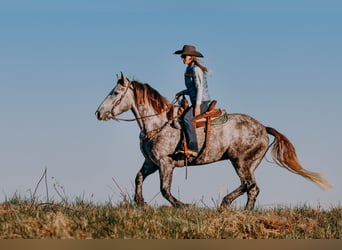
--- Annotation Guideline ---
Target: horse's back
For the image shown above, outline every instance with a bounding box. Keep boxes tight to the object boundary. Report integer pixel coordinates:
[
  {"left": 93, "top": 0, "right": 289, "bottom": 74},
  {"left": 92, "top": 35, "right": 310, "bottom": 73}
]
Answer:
[
  {"left": 210, "top": 113, "right": 267, "bottom": 139},
  {"left": 192, "top": 113, "right": 269, "bottom": 164},
  {"left": 224, "top": 113, "right": 269, "bottom": 158},
  {"left": 227, "top": 113, "right": 266, "bottom": 132}
]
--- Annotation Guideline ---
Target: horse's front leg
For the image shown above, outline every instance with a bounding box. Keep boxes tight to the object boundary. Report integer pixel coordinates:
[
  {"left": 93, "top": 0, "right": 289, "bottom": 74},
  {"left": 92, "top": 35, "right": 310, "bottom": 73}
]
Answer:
[
  {"left": 134, "top": 159, "right": 158, "bottom": 206},
  {"left": 159, "top": 164, "right": 186, "bottom": 207}
]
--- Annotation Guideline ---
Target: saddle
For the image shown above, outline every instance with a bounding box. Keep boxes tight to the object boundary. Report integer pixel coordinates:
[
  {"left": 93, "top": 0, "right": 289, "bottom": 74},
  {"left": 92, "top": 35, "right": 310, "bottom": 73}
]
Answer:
[
  {"left": 192, "top": 100, "right": 228, "bottom": 128},
  {"left": 169, "top": 98, "right": 229, "bottom": 160}
]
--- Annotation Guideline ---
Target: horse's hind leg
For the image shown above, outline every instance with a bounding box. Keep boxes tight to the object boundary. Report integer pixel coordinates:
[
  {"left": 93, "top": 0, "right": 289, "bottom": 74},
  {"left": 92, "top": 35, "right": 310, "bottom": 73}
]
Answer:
[
  {"left": 134, "top": 159, "right": 158, "bottom": 206},
  {"left": 221, "top": 153, "right": 264, "bottom": 210}
]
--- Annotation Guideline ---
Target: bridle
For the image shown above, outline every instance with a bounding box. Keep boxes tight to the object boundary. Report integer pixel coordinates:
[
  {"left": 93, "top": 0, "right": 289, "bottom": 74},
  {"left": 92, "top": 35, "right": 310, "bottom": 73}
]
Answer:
[
  {"left": 110, "top": 81, "right": 137, "bottom": 122},
  {"left": 109, "top": 80, "right": 182, "bottom": 141},
  {"left": 110, "top": 80, "right": 178, "bottom": 123}
]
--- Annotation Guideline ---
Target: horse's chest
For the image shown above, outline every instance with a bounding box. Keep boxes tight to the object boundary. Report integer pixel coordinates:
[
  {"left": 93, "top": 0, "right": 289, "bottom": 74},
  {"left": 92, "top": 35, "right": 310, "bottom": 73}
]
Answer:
[{"left": 140, "top": 139, "right": 152, "bottom": 159}]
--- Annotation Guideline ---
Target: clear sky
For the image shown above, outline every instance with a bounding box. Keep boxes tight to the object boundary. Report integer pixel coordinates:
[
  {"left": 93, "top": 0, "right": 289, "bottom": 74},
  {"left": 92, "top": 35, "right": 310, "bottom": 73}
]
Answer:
[{"left": 1, "top": 0, "right": 341, "bottom": 208}]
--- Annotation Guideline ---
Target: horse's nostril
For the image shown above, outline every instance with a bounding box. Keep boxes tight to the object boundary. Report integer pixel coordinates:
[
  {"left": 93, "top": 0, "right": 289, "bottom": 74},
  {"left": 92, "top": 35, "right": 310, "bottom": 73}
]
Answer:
[{"left": 95, "top": 111, "right": 101, "bottom": 120}]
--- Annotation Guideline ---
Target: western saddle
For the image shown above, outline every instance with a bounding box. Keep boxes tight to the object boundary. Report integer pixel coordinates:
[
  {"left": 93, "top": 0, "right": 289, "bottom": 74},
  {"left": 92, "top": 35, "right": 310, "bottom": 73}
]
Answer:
[{"left": 169, "top": 97, "right": 228, "bottom": 160}]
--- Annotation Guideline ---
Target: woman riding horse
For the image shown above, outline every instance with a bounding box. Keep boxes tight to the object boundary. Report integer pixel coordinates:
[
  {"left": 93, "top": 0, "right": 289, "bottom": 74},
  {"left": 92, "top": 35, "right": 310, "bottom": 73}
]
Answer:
[{"left": 174, "top": 45, "right": 211, "bottom": 157}]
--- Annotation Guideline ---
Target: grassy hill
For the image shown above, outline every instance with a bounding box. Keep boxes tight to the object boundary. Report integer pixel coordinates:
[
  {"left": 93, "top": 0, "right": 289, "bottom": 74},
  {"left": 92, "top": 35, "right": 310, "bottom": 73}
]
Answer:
[{"left": 0, "top": 199, "right": 340, "bottom": 239}]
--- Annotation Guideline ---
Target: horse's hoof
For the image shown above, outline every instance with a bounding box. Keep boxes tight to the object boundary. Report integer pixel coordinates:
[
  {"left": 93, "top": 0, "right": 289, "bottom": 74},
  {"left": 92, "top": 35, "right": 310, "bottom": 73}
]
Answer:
[
  {"left": 135, "top": 200, "right": 148, "bottom": 208},
  {"left": 174, "top": 202, "right": 192, "bottom": 208}
]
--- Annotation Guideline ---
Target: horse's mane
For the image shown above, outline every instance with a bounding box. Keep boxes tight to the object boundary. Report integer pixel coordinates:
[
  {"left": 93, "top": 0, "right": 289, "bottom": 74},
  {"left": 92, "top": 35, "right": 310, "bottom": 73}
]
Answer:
[{"left": 131, "top": 81, "right": 171, "bottom": 114}]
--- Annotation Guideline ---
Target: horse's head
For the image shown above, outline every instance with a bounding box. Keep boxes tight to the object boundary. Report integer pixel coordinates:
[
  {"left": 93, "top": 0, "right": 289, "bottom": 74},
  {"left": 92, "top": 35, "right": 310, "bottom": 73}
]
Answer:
[{"left": 95, "top": 73, "right": 133, "bottom": 121}]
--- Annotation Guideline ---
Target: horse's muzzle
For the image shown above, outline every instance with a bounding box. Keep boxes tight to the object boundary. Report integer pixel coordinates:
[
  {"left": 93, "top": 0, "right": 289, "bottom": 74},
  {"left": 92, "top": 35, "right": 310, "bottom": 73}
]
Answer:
[
  {"left": 95, "top": 110, "right": 113, "bottom": 121},
  {"left": 95, "top": 110, "right": 108, "bottom": 120}
]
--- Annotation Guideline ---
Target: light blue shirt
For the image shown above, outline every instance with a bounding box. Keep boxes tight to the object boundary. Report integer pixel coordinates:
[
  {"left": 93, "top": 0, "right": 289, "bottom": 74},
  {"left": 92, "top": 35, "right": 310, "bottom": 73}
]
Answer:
[{"left": 182, "top": 62, "right": 211, "bottom": 105}]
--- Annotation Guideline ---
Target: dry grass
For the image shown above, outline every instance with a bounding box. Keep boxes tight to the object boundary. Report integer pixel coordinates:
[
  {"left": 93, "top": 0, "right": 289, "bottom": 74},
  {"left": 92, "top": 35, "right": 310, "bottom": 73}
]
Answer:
[{"left": 0, "top": 198, "right": 340, "bottom": 239}]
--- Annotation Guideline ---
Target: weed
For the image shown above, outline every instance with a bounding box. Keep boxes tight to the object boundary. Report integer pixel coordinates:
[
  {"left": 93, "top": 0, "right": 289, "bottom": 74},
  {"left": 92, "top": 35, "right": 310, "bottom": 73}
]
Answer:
[{"left": 0, "top": 197, "right": 340, "bottom": 239}]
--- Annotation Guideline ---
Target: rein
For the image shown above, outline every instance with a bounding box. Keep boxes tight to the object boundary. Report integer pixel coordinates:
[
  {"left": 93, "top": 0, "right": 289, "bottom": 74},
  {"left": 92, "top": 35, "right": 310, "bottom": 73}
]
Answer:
[
  {"left": 112, "top": 113, "right": 162, "bottom": 122},
  {"left": 111, "top": 82, "right": 180, "bottom": 139},
  {"left": 112, "top": 101, "right": 177, "bottom": 122},
  {"left": 111, "top": 83, "right": 178, "bottom": 122}
]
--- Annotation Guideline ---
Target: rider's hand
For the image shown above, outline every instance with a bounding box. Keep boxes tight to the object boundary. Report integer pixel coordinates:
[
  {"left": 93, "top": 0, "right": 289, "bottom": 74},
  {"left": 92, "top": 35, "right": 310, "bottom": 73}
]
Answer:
[
  {"left": 194, "top": 104, "right": 200, "bottom": 116},
  {"left": 175, "top": 91, "right": 183, "bottom": 99}
]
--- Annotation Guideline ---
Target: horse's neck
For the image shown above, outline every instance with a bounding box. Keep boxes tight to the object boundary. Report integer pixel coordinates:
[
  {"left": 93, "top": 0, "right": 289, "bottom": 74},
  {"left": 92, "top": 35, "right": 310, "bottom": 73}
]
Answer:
[{"left": 131, "top": 103, "right": 168, "bottom": 132}]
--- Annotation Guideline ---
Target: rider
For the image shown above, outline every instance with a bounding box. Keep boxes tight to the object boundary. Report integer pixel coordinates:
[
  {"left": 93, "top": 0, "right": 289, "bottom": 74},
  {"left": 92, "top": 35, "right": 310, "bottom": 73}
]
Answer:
[{"left": 174, "top": 45, "right": 211, "bottom": 157}]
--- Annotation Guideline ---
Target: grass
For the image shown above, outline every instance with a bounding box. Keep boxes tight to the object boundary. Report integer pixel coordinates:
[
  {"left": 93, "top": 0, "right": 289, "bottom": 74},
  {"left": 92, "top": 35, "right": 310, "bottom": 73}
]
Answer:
[{"left": 0, "top": 196, "right": 340, "bottom": 239}]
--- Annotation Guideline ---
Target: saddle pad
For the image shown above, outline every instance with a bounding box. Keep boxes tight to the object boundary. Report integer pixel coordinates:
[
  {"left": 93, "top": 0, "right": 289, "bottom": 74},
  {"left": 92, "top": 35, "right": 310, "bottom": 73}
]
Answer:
[{"left": 194, "top": 110, "right": 229, "bottom": 128}]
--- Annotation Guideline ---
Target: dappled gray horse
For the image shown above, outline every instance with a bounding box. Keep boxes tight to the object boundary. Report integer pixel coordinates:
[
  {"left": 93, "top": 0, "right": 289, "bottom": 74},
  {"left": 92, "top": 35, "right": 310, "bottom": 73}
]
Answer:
[{"left": 95, "top": 73, "right": 332, "bottom": 209}]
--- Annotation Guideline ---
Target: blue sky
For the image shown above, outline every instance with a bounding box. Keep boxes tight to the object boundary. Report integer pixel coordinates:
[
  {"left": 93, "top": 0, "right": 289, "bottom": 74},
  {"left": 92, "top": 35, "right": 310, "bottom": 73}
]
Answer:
[{"left": 0, "top": 0, "right": 341, "bottom": 208}]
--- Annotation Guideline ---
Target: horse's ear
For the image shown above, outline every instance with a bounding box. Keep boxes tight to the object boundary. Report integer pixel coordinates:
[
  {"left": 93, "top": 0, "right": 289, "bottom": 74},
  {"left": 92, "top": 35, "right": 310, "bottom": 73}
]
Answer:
[
  {"left": 119, "top": 72, "right": 130, "bottom": 86},
  {"left": 117, "top": 72, "right": 127, "bottom": 86},
  {"left": 123, "top": 76, "right": 130, "bottom": 86}
]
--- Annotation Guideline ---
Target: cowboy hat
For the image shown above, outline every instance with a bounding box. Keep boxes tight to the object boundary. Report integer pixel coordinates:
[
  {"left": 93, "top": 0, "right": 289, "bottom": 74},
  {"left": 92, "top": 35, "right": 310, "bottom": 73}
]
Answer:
[{"left": 173, "top": 45, "right": 204, "bottom": 57}]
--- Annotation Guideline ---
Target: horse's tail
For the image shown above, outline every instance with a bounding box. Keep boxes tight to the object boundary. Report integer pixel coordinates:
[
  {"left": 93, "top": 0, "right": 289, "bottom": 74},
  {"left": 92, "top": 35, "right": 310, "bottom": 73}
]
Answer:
[{"left": 266, "top": 127, "right": 333, "bottom": 190}]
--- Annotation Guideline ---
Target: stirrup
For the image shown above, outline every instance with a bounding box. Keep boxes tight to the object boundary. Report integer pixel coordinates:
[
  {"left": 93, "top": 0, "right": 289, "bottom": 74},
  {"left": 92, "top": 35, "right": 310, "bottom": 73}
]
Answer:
[{"left": 174, "top": 149, "right": 197, "bottom": 158}]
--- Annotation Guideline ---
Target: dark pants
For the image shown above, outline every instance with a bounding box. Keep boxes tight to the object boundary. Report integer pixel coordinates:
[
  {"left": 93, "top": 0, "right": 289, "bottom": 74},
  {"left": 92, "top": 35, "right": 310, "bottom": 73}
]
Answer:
[{"left": 182, "top": 101, "right": 210, "bottom": 152}]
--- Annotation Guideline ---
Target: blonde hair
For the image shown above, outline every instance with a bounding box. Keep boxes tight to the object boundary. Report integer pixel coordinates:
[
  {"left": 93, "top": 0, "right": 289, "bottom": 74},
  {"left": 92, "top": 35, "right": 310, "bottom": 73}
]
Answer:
[{"left": 192, "top": 56, "right": 208, "bottom": 74}]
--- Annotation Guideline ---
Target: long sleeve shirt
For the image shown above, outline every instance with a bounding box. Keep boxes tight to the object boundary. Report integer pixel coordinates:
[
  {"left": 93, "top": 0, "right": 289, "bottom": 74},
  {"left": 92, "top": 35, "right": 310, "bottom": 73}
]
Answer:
[{"left": 182, "top": 62, "right": 211, "bottom": 106}]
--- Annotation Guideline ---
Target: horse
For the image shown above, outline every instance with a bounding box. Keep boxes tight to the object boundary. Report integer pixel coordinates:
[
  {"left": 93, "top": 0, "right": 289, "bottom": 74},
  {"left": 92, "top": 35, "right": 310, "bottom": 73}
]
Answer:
[{"left": 95, "top": 73, "right": 332, "bottom": 209}]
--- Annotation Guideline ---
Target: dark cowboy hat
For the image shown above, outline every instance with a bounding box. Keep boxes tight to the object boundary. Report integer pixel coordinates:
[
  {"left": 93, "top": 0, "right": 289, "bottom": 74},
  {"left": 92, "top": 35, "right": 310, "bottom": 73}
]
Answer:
[{"left": 173, "top": 45, "right": 204, "bottom": 57}]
